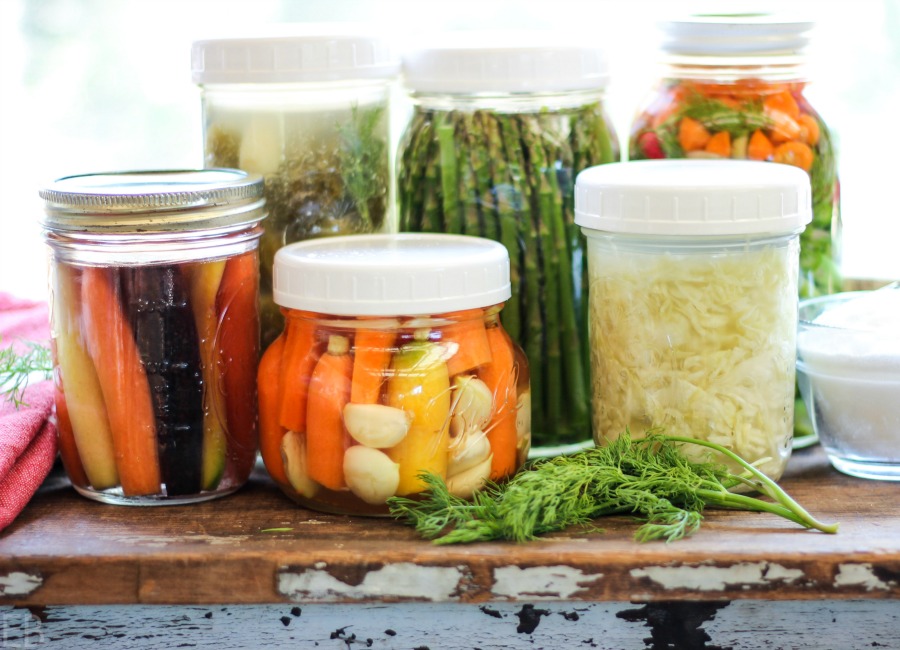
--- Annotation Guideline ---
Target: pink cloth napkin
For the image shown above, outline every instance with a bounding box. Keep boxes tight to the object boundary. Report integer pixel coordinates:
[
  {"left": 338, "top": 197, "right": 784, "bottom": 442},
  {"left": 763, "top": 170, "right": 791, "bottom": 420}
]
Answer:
[{"left": 0, "top": 292, "right": 56, "bottom": 533}]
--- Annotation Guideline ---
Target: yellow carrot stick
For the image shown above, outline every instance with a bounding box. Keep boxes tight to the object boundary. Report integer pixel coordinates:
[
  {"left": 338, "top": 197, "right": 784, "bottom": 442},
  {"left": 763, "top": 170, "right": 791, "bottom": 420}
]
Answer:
[{"left": 386, "top": 333, "right": 451, "bottom": 495}]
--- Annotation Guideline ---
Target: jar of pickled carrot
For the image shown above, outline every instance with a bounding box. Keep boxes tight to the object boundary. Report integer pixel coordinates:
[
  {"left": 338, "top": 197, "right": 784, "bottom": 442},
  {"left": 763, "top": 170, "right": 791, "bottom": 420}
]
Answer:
[
  {"left": 260, "top": 233, "right": 530, "bottom": 515},
  {"left": 40, "top": 169, "right": 266, "bottom": 505},
  {"left": 630, "top": 13, "right": 841, "bottom": 300}
]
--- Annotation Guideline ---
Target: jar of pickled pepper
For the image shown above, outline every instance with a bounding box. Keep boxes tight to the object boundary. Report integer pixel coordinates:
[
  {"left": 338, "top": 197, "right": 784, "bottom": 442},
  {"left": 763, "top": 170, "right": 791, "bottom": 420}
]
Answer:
[
  {"left": 258, "top": 233, "right": 531, "bottom": 515},
  {"left": 629, "top": 13, "right": 841, "bottom": 299},
  {"left": 398, "top": 34, "right": 620, "bottom": 454},
  {"left": 41, "top": 169, "right": 265, "bottom": 505},
  {"left": 192, "top": 28, "right": 400, "bottom": 350}
]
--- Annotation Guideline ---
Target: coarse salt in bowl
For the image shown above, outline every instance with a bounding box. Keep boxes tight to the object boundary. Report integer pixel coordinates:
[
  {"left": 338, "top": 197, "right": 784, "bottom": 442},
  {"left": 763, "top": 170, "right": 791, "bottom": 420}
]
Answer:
[{"left": 796, "top": 286, "right": 900, "bottom": 480}]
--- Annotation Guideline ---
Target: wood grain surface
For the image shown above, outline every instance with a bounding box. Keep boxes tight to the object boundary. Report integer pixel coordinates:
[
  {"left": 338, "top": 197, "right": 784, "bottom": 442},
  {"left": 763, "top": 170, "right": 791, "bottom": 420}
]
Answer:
[{"left": 1, "top": 445, "right": 898, "bottom": 606}]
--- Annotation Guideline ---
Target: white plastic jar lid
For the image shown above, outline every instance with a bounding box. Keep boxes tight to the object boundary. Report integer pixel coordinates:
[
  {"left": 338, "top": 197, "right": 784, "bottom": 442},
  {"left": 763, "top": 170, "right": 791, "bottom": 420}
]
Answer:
[
  {"left": 402, "top": 32, "right": 609, "bottom": 94},
  {"left": 191, "top": 25, "right": 400, "bottom": 85},
  {"left": 273, "top": 233, "right": 511, "bottom": 316},
  {"left": 574, "top": 160, "right": 812, "bottom": 237},
  {"left": 660, "top": 13, "right": 814, "bottom": 56}
]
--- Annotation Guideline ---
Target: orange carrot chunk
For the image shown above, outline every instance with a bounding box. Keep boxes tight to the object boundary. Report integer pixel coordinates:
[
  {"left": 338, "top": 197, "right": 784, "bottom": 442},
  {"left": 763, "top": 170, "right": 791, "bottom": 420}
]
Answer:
[
  {"left": 440, "top": 308, "right": 492, "bottom": 377},
  {"left": 305, "top": 335, "right": 353, "bottom": 491},
  {"left": 258, "top": 333, "right": 288, "bottom": 486},
  {"left": 764, "top": 90, "right": 801, "bottom": 120},
  {"left": 479, "top": 324, "right": 518, "bottom": 481},
  {"left": 81, "top": 267, "right": 161, "bottom": 496},
  {"left": 704, "top": 131, "right": 732, "bottom": 158},
  {"left": 797, "top": 113, "right": 821, "bottom": 146},
  {"left": 748, "top": 130, "right": 774, "bottom": 161},
  {"left": 350, "top": 324, "right": 397, "bottom": 404},
  {"left": 677, "top": 116, "right": 711, "bottom": 152},
  {"left": 773, "top": 141, "right": 815, "bottom": 172}
]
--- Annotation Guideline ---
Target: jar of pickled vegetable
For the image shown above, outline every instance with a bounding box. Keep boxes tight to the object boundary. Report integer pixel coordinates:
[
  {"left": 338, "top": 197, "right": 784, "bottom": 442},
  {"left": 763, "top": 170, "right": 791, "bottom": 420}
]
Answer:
[
  {"left": 398, "top": 34, "right": 620, "bottom": 454},
  {"left": 192, "top": 28, "right": 400, "bottom": 350},
  {"left": 40, "top": 169, "right": 266, "bottom": 505},
  {"left": 259, "top": 233, "right": 531, "bottom": 516},
  {"left": 575, "top": 160, "right": 812, "bottom": 481},
  {"left": 629, "top": 13, "right": 840, "bottom": 300}
]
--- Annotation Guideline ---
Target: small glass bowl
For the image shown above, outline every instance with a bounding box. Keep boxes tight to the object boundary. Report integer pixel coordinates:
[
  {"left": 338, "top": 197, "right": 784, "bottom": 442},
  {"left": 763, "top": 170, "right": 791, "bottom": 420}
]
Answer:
[{"left": 797, "top": 290, "right": 900, "bottom": 480}]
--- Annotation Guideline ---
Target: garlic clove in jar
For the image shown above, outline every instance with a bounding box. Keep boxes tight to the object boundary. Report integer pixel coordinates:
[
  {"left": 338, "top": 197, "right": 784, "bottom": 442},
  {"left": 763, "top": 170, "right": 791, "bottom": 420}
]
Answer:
[
  {"left": 449, "top": 375, "right": 494, "bottom": 438},
  {"left": 281, "top": 430, "right": 318, "bottom": 498},
  {"left": 446, "top": 453, "right": 493, "bottom": 499},
  {"left": 343, "top": 403, "right": 411, "bottom": 448},
  {"left": 343, "top": 445, "right": 401, "bottom": 505}
]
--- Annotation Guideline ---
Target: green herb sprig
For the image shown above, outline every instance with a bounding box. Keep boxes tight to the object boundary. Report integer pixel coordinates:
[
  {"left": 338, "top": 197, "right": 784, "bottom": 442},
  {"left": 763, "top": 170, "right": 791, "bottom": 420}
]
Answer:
[
  {"left": 388, "top": 432, "right": 837, "bottom": 544},
  {"left": 0, "top": 339, "right": 53, "bottom": 408}
]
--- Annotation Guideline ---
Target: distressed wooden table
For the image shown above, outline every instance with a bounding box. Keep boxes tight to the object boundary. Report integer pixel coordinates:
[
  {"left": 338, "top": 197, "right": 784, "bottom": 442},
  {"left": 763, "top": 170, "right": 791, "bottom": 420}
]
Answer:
[{"left": 1, "top": 444, "right": 898, "bottom": 649}]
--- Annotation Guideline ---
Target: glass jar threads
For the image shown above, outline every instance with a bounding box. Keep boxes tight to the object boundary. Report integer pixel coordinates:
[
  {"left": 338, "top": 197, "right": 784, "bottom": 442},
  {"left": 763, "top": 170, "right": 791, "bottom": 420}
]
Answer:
[
  {"left": 258, "top": 233, "right": 531, "bottom": 515},
  {"left": 41, "top": 169, "right": 266, "bottom": 505},
  {"left": 575, "top": 160, "right": 812, "bottom": 480},
  {"left": 192, "top": 28, "right": 400, "bottom": 349},
  {"left": 397, "top": 34, "right": 620, "bottom": 453}
]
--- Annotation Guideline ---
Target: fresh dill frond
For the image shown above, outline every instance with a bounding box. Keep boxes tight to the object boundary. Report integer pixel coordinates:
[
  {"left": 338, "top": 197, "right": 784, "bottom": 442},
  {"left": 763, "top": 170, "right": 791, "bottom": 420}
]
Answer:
[
  {"left": 0, "top": 339, "right": 53, "bottom": 408},
  {"left": 388, "top": 431, "right": 838, "bottom": 544}
]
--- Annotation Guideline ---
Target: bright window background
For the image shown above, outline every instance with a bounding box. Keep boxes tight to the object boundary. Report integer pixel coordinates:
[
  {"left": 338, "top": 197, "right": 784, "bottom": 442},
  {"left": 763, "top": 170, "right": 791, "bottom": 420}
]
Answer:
[{"left": 1, "top": 0, "right": 898, "bottom": 301}]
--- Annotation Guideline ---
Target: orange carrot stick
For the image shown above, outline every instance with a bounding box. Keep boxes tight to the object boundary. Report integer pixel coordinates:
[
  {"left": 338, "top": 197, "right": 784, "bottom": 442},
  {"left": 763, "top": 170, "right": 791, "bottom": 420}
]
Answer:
[
  {"left": 215, "top": 250, "right": 261, "bottom": 484},
  {"left": 278, "top": 311, "right": 321, "bottom": 432},
  {"left": 479, "top": 324, "right": 518, "bottom": 481},
  {"left": 258, "top": 333, "right": 288, "bottom": 486},
  {"left": 81, "top": 266, "right": 160, "bottom": 496},
  {"left": 53, "top": 378, "right": 89, "bottom": 488},
  {"left": 350, "top": 324, "right": 396, "bottom": 404},
  {"left": 440, "top": 308, "right": 492, "bottom": 377},
  {"left": 305, "top": 334, "right": 352, "bottom": 491}
]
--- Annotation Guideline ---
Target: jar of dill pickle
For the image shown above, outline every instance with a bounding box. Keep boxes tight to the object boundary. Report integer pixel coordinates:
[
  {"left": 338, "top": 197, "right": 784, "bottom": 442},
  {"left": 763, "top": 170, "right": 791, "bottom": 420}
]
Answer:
[
  {"left": 398, "top": 33, "right": 620, "bottom": 454},
  {"left": 258, "top": 233, "right": 531, "bottom": 516},
  {"left": 40, "top": 169, "right": 265, "bottom": 505},
  {"left": 192, "top": 28, "right": 400, "bottom": 349}
]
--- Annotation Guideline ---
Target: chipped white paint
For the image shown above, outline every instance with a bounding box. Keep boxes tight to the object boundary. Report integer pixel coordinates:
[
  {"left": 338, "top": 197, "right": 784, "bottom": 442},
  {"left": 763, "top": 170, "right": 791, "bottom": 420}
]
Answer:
[
  {"left": 110, "top": 534, "right": 251, "bottom": 548},
  {"left": 834, "top": 563, "right": 894, "bottom": 591},
  {"left": 492, "top": 565, "right": 603, "bottom": 600},
  {"left": 278, "top": 562, "right": 465, "bottom": 602},
  {"left": 630, "top": 562, "right": 804, "bottom": 591},
  {"left": 0, "top": 572, "right": 42, "bottom": 596}
]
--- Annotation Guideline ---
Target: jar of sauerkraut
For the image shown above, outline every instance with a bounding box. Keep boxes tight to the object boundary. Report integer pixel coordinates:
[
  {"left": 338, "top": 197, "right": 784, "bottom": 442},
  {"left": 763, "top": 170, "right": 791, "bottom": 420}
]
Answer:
[
  {"left": 192, "top": 28, "right": 399, "bottom": 349},
  {"left": 574, "top": 160, "right": 812, "bottom": 480},
  {"left": 258, "top": 233, "right": 531, "bottom": 515}
]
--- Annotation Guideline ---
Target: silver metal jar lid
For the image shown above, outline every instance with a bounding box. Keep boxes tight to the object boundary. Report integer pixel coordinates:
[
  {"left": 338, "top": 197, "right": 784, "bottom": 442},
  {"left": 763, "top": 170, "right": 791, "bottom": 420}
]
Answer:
[{"left": 40, "top": 169, "right": 266, "bottom": 234}]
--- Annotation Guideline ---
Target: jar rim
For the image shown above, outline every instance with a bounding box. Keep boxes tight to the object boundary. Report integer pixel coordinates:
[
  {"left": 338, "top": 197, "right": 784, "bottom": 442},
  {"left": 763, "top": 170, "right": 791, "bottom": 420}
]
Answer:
[{"left": 40, "top": 169, "right": 267, "bottom": 234}]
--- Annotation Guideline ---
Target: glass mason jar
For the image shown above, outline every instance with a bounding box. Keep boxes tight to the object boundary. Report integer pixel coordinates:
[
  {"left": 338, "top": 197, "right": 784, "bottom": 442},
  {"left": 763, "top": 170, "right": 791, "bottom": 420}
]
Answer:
[
  {"left": 575, "top": 160, "right": 812, "bottom": 480},
  {"left": 258, "top": 233, "right": 531, "bottom": 515},
  {"left": 192, "top": 29, "right": 400, "bottom": 349},
  {"left": 397, "top": 36, "right": 620, "bottom": 454},
  {"left": 630, "top": 14, "right": 840, "bottom": 297},
  {"left": 40, "top": 169, "right": 266, "bottom": 505}
]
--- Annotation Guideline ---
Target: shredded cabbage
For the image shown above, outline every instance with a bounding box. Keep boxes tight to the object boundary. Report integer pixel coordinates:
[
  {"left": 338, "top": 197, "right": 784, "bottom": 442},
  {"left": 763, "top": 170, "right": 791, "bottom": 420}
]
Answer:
[{"left": 587, "top": 238, "right": 798, "bottom": 479}]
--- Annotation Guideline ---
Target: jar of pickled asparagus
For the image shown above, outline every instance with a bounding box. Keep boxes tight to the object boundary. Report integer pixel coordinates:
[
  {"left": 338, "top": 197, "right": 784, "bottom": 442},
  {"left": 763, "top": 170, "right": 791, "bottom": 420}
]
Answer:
[
  {"left": 40, "top": 169, "right": 266, "bottom": 505},
  {"left": 259, "top": 233, "right": 530, "bottom": 515},
  {"left": 192, "top": 28, "right": 400, "bottom": 350},
  {"left": 575, "top": 160, "right": 812, "bottom": 481},
  {"left": 398, "top": 34, "right": 620, "bottom": 454}
]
